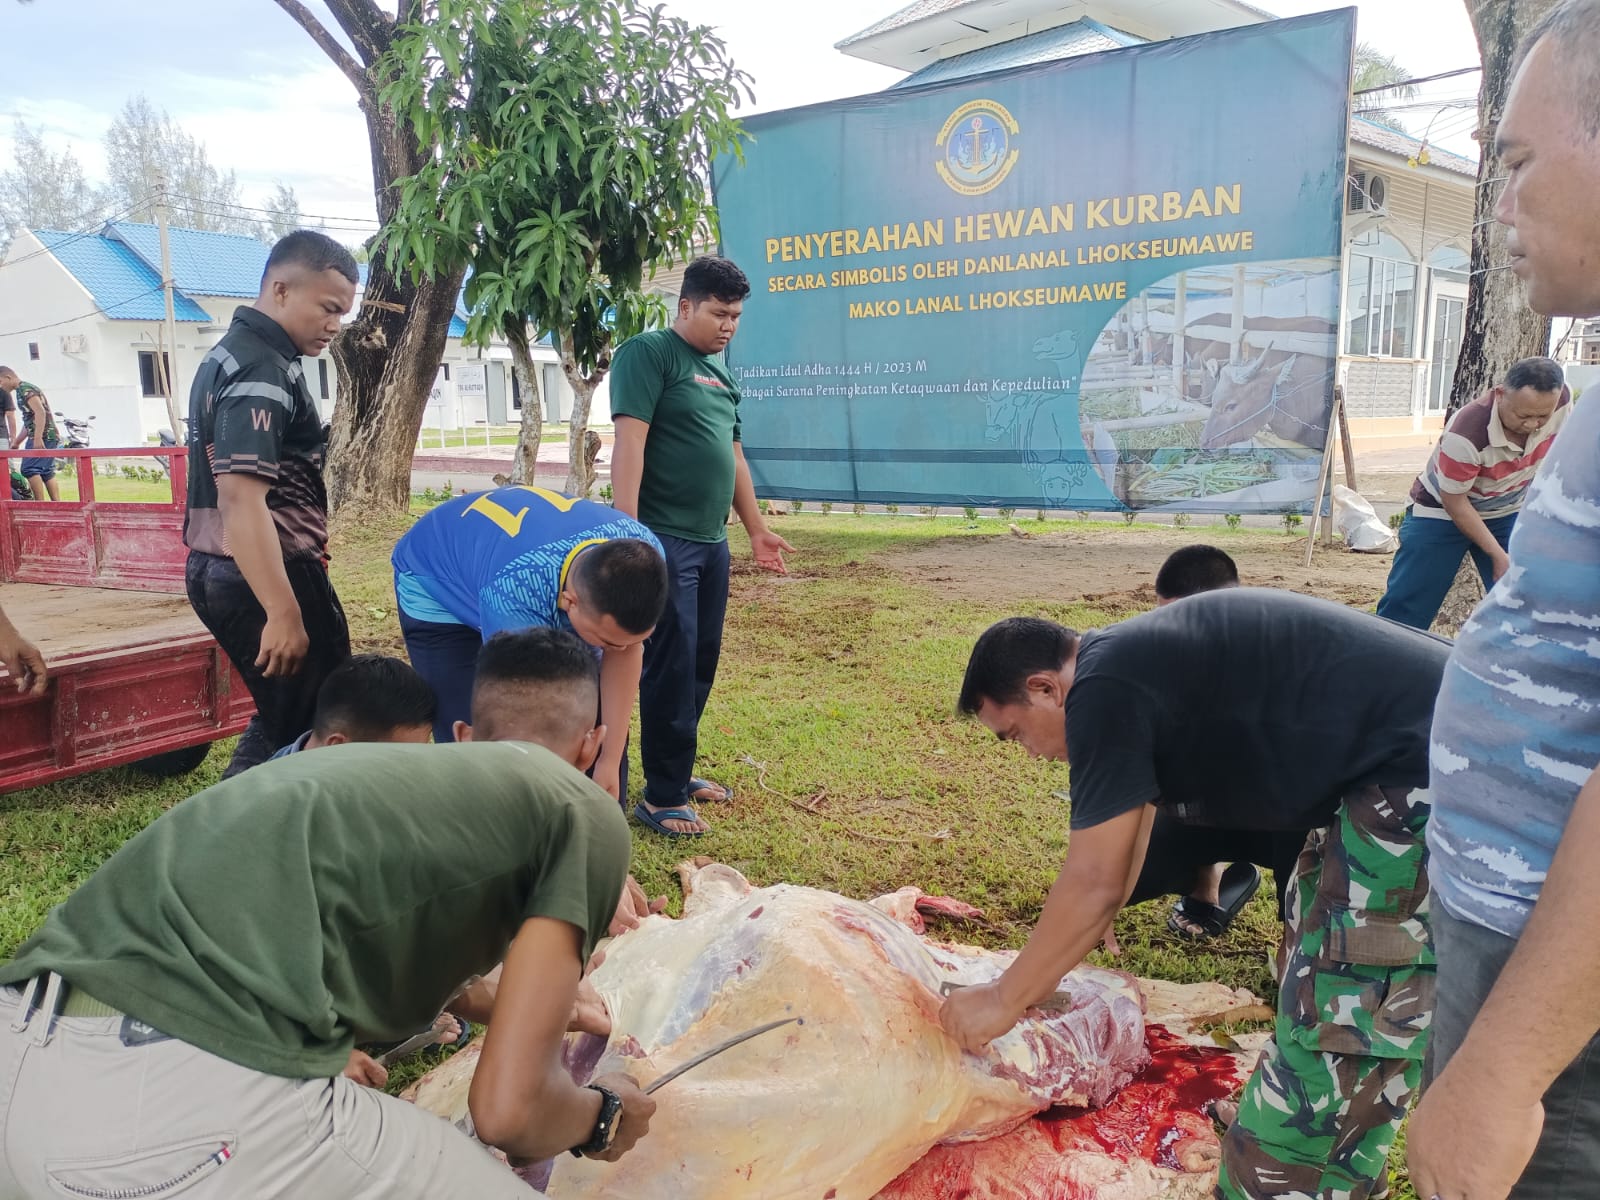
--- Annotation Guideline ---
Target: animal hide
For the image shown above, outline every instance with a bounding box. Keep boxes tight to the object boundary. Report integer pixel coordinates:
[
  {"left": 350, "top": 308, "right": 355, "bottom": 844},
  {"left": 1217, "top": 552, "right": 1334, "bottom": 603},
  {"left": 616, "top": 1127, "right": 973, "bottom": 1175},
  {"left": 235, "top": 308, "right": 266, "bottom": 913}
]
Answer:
[{"left": 406, "top": 864, "right": 1259, "bottom": 1199}]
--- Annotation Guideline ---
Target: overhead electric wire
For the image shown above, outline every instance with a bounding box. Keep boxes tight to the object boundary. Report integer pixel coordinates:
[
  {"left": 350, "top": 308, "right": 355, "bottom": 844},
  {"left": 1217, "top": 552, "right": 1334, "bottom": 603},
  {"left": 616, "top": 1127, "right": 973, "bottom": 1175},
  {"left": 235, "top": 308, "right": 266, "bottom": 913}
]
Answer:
[
  {"left": 0, "top": 195, "right": 157, "bottom": 271},
  {"left": 175, "top": 203, "right": 380, "bottom": 240},
  {"left": 167, "top": 192, "right": 381, "bottom": 230},
  {"left": 0, "top": 283, "right": 166, "bottom": 338},
  {"left": 1353, "top": 66, "right": 1482, "bottom": 96}
]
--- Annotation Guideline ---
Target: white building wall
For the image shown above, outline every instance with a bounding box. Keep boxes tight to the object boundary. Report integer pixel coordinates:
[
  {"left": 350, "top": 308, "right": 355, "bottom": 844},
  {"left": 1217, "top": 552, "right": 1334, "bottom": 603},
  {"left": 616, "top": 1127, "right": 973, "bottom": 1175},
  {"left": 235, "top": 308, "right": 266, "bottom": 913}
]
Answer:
[
  {"left": 0, "top": 232, "right": 104, "bottom": 396},
  {"left": 4, "top": 234, "right": 591, "bottom": 444}
]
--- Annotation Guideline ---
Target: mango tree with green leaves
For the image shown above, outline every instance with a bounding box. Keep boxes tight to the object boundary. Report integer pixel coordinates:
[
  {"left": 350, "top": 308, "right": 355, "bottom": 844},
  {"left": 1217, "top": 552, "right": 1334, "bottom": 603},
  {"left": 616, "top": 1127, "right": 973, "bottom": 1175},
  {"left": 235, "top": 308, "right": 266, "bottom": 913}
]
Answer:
[{"left": 380, "top": 0, "right": 750, "bottom": 495}]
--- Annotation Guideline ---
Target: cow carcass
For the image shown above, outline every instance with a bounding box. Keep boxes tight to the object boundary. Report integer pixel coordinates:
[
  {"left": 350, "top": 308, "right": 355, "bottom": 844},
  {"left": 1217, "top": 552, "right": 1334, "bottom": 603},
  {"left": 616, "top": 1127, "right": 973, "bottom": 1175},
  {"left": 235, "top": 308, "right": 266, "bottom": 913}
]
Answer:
[{"left": 407, "top": 865, "right": 1257, "bottom": 1199}]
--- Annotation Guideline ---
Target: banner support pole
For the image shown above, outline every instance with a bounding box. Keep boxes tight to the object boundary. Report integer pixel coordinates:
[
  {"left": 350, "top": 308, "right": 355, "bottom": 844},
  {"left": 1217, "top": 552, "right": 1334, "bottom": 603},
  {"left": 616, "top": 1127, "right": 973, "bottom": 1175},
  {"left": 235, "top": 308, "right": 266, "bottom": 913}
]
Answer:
[{"left": 1304, "top": 385, "right": 1346, "bottom": 567}]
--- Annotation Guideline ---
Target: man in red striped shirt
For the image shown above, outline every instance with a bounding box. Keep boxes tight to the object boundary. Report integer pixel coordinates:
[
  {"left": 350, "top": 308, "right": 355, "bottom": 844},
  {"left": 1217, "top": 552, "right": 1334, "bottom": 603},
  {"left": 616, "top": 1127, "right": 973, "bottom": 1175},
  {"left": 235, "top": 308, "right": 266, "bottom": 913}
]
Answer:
[{"left": 1376, "top": 356, "right": 1569, "bottom": 629}]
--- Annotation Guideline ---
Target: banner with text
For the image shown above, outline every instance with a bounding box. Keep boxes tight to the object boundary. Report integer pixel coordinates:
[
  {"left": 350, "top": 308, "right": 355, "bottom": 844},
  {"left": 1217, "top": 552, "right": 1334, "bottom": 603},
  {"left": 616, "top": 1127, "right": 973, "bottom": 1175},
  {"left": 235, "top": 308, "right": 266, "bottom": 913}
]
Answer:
[{"left": 712, "top": 10, "right": 1356, "bottom": 511}]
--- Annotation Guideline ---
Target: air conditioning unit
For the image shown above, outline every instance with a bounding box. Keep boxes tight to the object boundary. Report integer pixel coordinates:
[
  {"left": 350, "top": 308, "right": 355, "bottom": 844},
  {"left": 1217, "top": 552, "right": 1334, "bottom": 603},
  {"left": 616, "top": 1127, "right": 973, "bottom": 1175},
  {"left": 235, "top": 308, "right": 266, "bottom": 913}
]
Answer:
[
  {"left": 59, "top": 334, "right": 89, "bottom": 356},
  {"left": 1347, "top": 170, "right": 1389, "bottom": 215}
]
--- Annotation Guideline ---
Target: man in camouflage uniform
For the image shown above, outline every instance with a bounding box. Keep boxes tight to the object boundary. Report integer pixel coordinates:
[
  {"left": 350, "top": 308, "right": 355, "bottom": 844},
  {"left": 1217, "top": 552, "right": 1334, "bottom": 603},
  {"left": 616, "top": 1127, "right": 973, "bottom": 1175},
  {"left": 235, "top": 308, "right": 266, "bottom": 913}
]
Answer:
[
  {"left": 941, "top": 589, "right": 1449, "bottom": 1200},
  {"left": 0, "top": 367, "right": 61, "bottom": 501},
  {"left": 1223, "top": 784, "right": 1432, "bottom": 1198}
]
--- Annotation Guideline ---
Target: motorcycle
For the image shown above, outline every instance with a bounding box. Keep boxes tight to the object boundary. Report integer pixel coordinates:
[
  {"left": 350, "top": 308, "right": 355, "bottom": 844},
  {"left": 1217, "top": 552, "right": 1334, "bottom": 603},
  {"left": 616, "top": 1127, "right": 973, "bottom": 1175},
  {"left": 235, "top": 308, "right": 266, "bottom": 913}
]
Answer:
[
  {"left": 157, "top": 420, "right": 188, "bottom": 477},
  {"left": 56, "top": 412, "right": 94, "bottom": 450}
]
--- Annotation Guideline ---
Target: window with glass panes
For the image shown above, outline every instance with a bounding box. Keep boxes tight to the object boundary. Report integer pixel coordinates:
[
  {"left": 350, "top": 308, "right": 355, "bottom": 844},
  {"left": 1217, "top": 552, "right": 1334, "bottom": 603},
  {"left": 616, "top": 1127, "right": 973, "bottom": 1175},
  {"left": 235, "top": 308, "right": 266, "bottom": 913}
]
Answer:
[{"left": 1344, "top": 233, "right": 1420, "bottom": 358}]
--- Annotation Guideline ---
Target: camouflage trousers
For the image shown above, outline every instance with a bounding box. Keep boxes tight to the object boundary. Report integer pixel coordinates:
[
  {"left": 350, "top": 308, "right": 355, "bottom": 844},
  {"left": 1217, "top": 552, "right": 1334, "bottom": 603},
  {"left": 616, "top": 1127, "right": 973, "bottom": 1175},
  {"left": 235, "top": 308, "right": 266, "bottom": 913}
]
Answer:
[{"left": 1218, "top": 785, "right": 1435, "bottom": 1200}]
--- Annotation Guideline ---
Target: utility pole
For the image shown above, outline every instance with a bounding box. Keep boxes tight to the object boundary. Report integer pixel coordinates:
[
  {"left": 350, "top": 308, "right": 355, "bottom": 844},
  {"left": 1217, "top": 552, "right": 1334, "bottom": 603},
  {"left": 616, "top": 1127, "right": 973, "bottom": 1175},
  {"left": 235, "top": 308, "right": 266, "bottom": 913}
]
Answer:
[{"left": 155, "top": 177, "right": 185, "bottom": 438}]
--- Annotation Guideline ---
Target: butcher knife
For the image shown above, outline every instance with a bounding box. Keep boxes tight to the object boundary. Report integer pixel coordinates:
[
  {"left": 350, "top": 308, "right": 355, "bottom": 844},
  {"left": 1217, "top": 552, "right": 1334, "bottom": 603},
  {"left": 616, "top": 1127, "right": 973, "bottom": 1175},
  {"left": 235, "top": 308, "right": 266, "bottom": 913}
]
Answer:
[
  {"left": 372, "top": 1027, "right": 456, "bottom": 1068},
  {"left": 938, "top": 980, "right": 1075, "bottom": 1015},
  {"left": 643, "top": 1017, "right": 803, "bottom": 1095}
]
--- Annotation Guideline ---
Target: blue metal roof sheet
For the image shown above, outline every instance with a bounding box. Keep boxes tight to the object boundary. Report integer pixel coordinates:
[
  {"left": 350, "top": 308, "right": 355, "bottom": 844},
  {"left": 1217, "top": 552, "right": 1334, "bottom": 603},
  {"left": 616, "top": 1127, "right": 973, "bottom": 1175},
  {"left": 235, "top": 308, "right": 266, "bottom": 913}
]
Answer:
[
  {"left": 35, "top": 228, "right": 210, "bottom": 322},
  {"left": 106, "top": 221, "right": 269, "bottom": 299}
]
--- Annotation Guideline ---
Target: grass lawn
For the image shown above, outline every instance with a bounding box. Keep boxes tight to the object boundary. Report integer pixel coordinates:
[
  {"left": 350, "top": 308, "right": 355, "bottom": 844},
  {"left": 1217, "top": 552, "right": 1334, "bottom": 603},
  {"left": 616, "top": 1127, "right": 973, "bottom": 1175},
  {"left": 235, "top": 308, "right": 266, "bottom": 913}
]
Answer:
[
  {"left": 0, "top": 510, "right": 1418, "bottom": 1196},
  {"left": 415, "top": 424, "right": 610, "bottom": 449},
  {"left": 20, "top": 469, "right": 180, "bottom": 504}
]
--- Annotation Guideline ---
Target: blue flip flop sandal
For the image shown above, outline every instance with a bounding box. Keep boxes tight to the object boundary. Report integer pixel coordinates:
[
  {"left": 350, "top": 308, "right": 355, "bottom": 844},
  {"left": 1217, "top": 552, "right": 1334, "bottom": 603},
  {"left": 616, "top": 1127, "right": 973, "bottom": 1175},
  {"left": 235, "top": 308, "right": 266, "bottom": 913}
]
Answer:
[
  {"left": 689, "top": 777, "right": 733, "bottom": 802},
  {"left": 633, "top": 802, "right": 707, "bottom": 837}
]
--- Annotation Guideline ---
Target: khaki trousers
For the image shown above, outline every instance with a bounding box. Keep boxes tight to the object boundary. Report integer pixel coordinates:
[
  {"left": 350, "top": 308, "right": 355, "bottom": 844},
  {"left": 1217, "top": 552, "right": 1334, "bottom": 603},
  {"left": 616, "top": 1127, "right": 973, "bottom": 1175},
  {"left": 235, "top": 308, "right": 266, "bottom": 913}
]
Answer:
[{"left": 0, "top": 976, "right": 535, "bottom": 1199}]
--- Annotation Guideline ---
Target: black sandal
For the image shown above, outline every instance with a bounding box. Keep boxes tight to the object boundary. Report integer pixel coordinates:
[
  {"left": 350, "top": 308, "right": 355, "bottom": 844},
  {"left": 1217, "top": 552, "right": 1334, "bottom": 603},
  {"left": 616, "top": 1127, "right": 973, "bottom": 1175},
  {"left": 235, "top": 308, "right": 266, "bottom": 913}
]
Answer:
[{"left": 1167, "top": 862, "right": 1262, "bottom": 939}]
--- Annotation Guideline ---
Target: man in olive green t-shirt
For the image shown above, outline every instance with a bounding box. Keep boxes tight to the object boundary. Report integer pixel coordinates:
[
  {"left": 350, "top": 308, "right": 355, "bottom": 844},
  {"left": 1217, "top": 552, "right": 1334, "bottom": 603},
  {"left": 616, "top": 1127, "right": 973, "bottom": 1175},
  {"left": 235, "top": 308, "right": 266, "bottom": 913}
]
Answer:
[
  {"left": 0, "top": 741, "right": 654, "bottom": 1197},
  {"left": 609, "top": 255, "right": 794, "bottom": 837}
]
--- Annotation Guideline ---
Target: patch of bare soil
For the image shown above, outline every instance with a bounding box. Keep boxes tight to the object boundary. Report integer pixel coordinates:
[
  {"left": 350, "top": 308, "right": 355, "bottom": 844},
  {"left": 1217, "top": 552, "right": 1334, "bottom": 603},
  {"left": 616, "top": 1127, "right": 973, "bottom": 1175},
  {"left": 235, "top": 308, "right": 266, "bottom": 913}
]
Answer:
[{"left": 881, "top": 528, "right": 1390, "bottom": 611}]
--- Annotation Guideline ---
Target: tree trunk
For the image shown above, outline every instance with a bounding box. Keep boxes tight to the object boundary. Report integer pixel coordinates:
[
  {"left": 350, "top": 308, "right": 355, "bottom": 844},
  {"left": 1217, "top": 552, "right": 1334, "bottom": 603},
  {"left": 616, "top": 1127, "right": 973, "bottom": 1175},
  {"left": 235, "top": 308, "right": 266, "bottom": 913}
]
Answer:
[
  {"left": 275, "top": 0, "right": 464, "bottom": 525},
  {"left": 505, "top": 327, "right": 545, "bottom": 486},
  {"left": 324, "top": 99, "right": 466, "bottom": 523},
  {"left": 1434, "top": 0, "right": 1557, "bottom": 627},
  {"left": 1433, "top": 556, "right": 1487, "bottom": 635},
  {"left": 560, "top": 330, "right": 607, "bottom": 497},
  {"left": 1447, "top": 0, "right": 1556, "bottom": 422}
]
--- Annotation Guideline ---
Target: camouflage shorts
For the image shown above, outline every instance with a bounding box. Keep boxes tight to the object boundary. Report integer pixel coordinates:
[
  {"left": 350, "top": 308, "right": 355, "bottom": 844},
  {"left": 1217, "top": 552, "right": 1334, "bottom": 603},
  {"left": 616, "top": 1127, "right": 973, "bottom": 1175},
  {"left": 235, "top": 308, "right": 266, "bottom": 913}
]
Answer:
[{"left": 1218, "top": 784, "right": 1434, "bottom": 1200}]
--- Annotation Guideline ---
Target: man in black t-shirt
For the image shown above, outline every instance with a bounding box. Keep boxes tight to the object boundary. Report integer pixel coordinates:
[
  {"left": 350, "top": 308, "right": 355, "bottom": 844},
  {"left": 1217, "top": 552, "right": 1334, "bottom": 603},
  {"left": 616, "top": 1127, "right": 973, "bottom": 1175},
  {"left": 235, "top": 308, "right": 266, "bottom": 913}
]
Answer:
[
  {"left": 183, "top": 230, "right": 358, "bottom": 777},
  {"left": 943, "top": 589, "right": 1450, "bottom": 1200},
  {"left": 1116, "top": 545, "right": 1304, "bottom": 948}
]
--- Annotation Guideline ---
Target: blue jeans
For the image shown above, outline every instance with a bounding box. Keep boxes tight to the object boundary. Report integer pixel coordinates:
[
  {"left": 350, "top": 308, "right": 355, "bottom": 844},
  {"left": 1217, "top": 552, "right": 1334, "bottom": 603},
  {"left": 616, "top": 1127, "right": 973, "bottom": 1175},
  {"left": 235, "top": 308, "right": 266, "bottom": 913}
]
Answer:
[
  {"left": 638, "top": 533, "right": 730, "bottom": 810},
  {"left": 19, "top": 437, "right": 56, "bottom": 481},
  {"left": 1375, "top": 507, "right": 1517, "bottom": 630}
]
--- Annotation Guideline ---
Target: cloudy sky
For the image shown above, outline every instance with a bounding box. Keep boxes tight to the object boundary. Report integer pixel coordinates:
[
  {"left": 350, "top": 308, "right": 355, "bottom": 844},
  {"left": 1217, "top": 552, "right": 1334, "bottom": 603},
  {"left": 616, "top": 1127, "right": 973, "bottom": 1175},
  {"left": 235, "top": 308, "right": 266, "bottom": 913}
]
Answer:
[{"left": 4, "top": 0, "right": 1483, "bottom": 239}]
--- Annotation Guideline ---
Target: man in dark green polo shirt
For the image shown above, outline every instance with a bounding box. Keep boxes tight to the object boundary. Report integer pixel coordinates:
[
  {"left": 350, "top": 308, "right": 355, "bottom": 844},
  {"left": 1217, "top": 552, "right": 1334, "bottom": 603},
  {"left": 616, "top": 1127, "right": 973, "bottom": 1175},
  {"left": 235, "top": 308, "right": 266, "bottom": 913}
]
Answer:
[
  {"left": 608, "top": 255, "right": 794, "bottom": 836},
  {"left": 0, "top": 741, "right": 654, "bottom": 1197}
]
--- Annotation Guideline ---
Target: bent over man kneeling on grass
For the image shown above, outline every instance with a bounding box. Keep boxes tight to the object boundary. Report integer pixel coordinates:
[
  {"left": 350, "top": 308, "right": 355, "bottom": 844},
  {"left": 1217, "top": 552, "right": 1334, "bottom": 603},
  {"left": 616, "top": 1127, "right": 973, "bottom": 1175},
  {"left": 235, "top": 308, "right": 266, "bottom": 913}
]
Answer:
[
  {"left": 943, "top": 589, "right": 1449, "bottom": 1200},
  {"left": 0, "top": 742, "right": 654, "bottom": 1197}
]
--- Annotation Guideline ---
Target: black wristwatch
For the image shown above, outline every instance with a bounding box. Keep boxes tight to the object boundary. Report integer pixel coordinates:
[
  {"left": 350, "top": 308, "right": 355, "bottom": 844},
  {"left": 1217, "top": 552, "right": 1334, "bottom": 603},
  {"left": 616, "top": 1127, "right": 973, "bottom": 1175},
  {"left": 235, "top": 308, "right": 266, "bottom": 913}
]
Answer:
[{"left": 570, "top": 1084, "right": 623, "bottom": 1158}]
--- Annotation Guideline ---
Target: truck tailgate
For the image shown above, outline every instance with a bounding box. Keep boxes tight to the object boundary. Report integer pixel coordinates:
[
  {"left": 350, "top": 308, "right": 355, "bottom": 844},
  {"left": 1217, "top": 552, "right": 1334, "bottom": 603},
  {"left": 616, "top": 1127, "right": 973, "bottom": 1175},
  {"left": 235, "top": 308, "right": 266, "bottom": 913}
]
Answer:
[{"left": 0, "top": 583, "right": 254, "bottom": 793}]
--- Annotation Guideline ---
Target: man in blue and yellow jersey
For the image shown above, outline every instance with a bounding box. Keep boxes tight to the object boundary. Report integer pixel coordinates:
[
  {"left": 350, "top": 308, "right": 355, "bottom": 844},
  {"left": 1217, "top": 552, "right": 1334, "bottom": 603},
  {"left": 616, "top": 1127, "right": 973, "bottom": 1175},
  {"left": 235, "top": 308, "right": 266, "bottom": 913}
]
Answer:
[{"left": 391, "top": 485, "right": 667, "bottom": 803}]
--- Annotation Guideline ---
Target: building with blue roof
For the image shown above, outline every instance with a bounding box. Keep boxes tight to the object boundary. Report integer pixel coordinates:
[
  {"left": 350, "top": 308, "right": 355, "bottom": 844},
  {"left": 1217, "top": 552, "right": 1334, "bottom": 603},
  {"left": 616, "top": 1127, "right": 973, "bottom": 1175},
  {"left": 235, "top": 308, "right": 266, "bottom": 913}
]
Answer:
[
  {"left": 0, "top": 222, "right": 602, "bottom": 447},
  {"left": 835, "top": 0, "right": 1485, "bottom": 448}
]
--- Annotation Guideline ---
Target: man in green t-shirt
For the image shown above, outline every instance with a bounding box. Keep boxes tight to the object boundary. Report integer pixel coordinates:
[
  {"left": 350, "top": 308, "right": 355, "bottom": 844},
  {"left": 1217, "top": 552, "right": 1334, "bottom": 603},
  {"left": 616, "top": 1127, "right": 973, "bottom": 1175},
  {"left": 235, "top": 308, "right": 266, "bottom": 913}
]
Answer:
[
  {"left": 608, "top": 256, "right": 794, "bottom": 836},
  {"left": 0, "top": 739, "right": 654, "bottom": 1196}
]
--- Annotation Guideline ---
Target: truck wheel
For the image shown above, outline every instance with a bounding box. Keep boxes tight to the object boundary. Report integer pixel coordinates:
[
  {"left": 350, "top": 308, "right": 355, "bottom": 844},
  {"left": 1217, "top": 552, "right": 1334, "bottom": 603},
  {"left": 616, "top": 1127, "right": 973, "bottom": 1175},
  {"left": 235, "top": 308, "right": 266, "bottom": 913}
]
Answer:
[{"left": 132, "top": 743, "right": 215, "bottom": 778}]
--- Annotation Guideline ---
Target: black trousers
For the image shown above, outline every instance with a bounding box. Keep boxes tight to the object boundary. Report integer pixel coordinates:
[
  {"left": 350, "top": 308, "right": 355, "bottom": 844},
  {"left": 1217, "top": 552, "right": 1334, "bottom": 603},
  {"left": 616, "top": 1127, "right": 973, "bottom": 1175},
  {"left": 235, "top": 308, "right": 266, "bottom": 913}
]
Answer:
[
  {"left": 638, "top": 533, "right": 730, "bottom": 810},
  {"left": 1128, "top": 810, "right": 1307, "bottom": 919},
  {"left": 396, "top": 608, "right": 481, "bottom": 746},
  {"left": 186, "top": 551, "right": 350, "bottom": 777}
]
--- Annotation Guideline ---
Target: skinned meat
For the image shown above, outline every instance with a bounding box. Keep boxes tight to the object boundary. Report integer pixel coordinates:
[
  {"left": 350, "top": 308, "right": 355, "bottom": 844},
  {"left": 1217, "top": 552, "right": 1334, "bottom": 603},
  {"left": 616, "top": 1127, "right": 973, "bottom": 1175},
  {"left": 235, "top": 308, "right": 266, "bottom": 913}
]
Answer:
[
  {"left": 874, "top": 1018, "right": 1251, "bottom": 1200},
  {"left": 409, "top": 862, "right": 1148, "bottom": 1199}
]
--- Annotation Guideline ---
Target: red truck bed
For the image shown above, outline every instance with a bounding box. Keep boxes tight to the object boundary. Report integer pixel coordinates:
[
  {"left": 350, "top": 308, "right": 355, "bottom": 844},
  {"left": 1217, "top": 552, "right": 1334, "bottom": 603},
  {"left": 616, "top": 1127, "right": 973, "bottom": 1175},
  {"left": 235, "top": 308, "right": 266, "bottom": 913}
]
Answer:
[{"left": 0, "top": 447, "right": 254, "bottom": 794}]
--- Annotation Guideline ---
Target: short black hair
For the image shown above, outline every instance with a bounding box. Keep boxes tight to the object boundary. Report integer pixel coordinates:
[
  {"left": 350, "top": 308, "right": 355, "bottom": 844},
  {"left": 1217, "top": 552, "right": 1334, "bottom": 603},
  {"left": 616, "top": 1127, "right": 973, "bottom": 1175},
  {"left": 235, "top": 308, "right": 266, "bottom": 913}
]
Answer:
[
  {"left": 471, "top": 627, "right": 599, "bottom": 742},
  {"left": 1155, "top": 544, "right": 1240, "bottom": 601},
  {"left": 476, "top": 627, "right": 600, "bottom": 692},
  {"left": 570, "top": 539, "right": 668, "bottom": 635},
  {"left": 681, "top": 256, "right": 750, "bottom": 305},
  {"left": 312, "top": 654, "right": 437, "bottom": 740},
  {"left": 1504, "top": 356, "right": 1565, "bottom": 395},
  {"left": 957, "top": 617, "right": 1079, "bottom": 715},
  {"left": 263, "top": 229, "right": 360, "bottom": 286}
]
